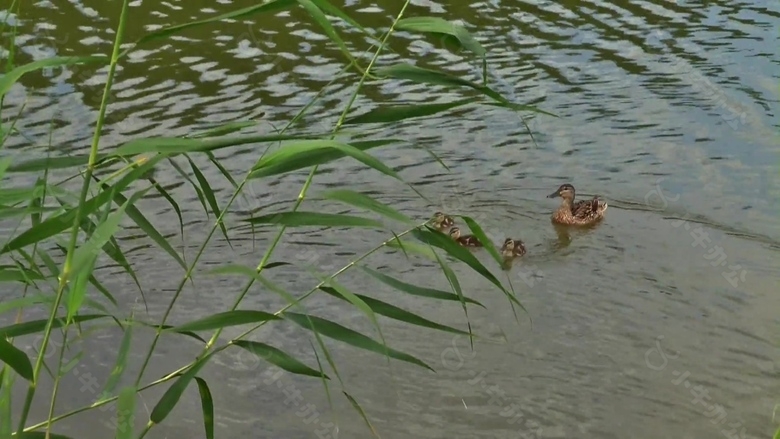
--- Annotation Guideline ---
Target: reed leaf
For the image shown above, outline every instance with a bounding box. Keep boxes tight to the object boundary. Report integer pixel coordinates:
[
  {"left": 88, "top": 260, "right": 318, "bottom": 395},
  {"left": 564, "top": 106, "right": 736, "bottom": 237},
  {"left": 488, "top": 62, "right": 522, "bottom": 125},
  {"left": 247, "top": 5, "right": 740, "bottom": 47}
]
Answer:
[
  {"left": 396, "top": 17, "right": 486, "bottom": 57},
  {"left": 282, "top": 312, "right": 433, "bottom": 371},
  {"left": 96, "top": 315, "right": 134, "bottom": 403},
  {"left": 110, "top": 133, "right": 321, "bottom": 158},
  {"left": 320, "top": 286, "right": 470, "bottom": 336},
  {"left": 0, "top": 295, "right": 52, "bottom": 315},
  {"left": 297, "top": 0, "right": 356, "bottom": 68},
  {"left": 115, "top": 386, "right": 136, "bottom": 439},
  {"left": 149, "top": 352, "right": 216, "bottom": 424},
  {"left": 359, "top": 266, "right": 484, "bottom": 308},
  {"left": 245, "top": 211, "right": 383, "bottom": 228},
  {"left": 186, "top": 155, "right": 231, "bottom": 247},
  {"left": 165, "top": 310, "right": 281, "bottom": 334},
  {"left": 344, "top": 98, "right": 477, "bottom": 125},
  {"left": 0, "top": 337, "right": 33, "bottom": 381},
  {"left": 12, "top": 432, "right": 74, "bottom": 439},
  {"left": 194, "top": 377, "right": 215, "bottom": 439},
  {"left": 460, "top": 215, "right": 503, "bottom": 267},
  {"left": 321, "top": 189, "right": 413, "bottom": 224},
  {"left": 5, "top": 154, "right": 108, "bottom": 173},
  {"left": 0, "top": 314, "right": 107, "bottom": 338},
  {"left": 0, "top": 267, "right": 45, "bottom": 284},
  {"left": 0, "top": 56, "right": 107, "bottom": 99},
  {"left": 232, "top": 340, "right": 328, "bottom": 379}
]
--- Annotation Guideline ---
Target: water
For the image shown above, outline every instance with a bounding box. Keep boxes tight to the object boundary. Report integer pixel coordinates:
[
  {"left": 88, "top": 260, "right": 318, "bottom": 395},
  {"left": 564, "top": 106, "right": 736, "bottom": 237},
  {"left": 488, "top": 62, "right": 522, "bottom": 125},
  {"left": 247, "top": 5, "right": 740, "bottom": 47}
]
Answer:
[{"left": 2, "top": 0, "right": 779, "bottom": 438}]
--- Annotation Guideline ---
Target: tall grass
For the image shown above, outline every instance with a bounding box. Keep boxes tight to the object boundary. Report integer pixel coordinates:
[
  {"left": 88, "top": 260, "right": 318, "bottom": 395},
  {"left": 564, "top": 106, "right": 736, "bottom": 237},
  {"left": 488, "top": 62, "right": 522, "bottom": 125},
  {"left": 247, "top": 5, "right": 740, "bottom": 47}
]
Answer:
[{"left": 0, "top": 0, "right": 552, "bottom": 437}]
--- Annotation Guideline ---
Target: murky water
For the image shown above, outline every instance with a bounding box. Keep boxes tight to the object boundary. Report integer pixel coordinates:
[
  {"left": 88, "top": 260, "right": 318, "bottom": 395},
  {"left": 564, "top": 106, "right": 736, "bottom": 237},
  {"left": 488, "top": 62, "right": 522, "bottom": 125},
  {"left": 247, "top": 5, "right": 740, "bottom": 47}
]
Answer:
[{"left": 2, "top": 0, "right": 779, "bottom": 438}]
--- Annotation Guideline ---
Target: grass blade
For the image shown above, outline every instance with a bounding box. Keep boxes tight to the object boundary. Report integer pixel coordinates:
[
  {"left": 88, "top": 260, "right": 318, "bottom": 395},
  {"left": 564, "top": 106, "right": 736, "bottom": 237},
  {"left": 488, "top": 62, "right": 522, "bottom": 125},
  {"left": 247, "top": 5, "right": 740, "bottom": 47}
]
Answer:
[
  {"left": 360, "top": 266, "right": 484, "bottom": 307},
  {"left": 164, "top": 310, "right": 281, "bottom": 334},
  {"left": 245, "top": 211, "right": 383, "bottom": 228},
  {"left": 344, "top": 98, "right": 477, "bottom": 124},
  {"left": 320, "top": 286, "right": 470, "bottom": 336},
  {"left": 0, "top": 314, "right": 107, "bottom": 338},
  {"left": 231, "top": 340, "right": 329, "bottom": 379},
  {"left": 343, "top": 391, "right": 379, "bottom": 438},
  {"left": 97, "top": 314, "right": 134, "bottom": 403},
  {"left": 111, "top": 133, "right": 320, "bottom": 158},
  {"left": 297, "top": 0, "right": 356, "bottom": 68},
  {"left": 321, "top": 189, "right": 413, "bottom": 224},
  {"left": 0, "top": 56, "right": 107, "bottom": 99},
  {"left": 460, "top": 215, "right": 503, "bottom": 267},
  {"left": 186, "top": 155, "right": 231, "bottom": 247},
  {"left": 248, "top": 139, "right": 402, "bottom": 180},
  {"left": 0, "top": 337, "right": 33, "bottom": 381},
  {"left": 396, "top": 17, "right": 486, "bottom": 56},
  {"left": 149, "top": 352, "right": 215, "bottom": 424},
  {"left": 194, "top": 377, "right": 214, "bottom": 439},
  {"left": 115, "top": 386, "right": 136, "bottom": 439},
  {"left": 282, "top": 312, "right": 433, "bottom": 371}
]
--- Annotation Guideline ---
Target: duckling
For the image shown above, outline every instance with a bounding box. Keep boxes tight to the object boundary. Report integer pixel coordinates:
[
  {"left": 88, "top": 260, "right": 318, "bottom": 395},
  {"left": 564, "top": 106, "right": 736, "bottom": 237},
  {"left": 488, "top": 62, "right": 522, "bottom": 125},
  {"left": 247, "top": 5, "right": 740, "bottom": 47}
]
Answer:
[
  {"left": 430, "top": 211, "right": 455, "bottom": 231},
  {"left": 449, "top": 227, "right": 483, "bottom": 247},
  {"left": 500, "top": 238, "right": 526, "bottom": 258},
  {"left": 546, "top": 183, "right": 607, "bottom": 226}
]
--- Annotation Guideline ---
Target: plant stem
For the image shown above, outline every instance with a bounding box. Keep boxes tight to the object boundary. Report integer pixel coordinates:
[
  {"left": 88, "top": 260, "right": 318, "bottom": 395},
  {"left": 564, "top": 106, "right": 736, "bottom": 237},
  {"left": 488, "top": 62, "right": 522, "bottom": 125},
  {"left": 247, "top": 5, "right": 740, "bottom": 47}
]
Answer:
[{"left": 14, "top": 0, "right": 131, "bottom": 434}]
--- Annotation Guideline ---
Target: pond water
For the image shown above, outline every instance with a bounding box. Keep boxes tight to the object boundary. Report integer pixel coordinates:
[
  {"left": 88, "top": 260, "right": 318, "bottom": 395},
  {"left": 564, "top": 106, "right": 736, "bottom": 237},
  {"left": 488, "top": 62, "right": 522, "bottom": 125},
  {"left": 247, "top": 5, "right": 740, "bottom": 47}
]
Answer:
[{"left": 2, "top": 0, "right": 779, "bottom": 438}]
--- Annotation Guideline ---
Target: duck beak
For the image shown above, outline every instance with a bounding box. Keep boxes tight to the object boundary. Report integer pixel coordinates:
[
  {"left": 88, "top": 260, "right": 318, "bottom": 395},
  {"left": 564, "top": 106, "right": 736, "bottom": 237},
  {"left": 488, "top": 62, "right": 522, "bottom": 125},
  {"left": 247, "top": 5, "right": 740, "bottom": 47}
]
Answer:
[{"left": 546, "top": 190, "right": 560, "bottom": 198}]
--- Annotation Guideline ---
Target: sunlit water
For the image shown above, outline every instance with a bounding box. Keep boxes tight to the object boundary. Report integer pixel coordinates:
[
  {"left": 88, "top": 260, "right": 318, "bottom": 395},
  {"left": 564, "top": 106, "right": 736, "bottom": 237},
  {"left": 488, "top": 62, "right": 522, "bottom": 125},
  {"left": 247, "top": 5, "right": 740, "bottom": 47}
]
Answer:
[{"left": 1, "top": 0, "right": 779, "bottom": 438}]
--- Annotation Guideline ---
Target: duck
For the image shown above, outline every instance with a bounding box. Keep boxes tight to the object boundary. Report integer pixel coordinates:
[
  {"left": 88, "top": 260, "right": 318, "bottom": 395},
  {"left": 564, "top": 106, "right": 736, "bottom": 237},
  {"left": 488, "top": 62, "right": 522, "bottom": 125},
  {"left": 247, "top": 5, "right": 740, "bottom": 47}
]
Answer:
[
  {"left": 546, "top": 183, "right": 607, "bottom": 226},
  {"left": 500, "top": 238, "right": 526, "bottom": 258},
  {"left": 430, "top": 211, "right": 455, "bottom": 231},
  {"left": 449, "top": 227, "right": 483, "bottom": 247}
]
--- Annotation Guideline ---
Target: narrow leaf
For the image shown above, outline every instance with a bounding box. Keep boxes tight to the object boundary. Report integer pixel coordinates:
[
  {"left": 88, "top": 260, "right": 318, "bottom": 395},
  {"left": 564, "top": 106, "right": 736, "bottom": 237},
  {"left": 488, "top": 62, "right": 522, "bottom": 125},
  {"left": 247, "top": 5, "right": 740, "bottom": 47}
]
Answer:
[
  {"left": 245, "top": 211, "right": 383, "bottom": 228},
  {"left": 0, "top": 56, "right": 107, "bottom": 98},
  {"left": 282, "top": 312, "right": 433, "bottom": 371},
  {"left": 0, "top": 314, "right": 107, "bottom": 338},
  {"left": 149, "top": 352, "right": 215, "bottom": 423},
  {"left": 194, "top": 377, "right": 215, "bottom": 439},
  {"left": 344, "top": 98, "right": 477, "bottom": 124},
  {"left": 97, "top": 316, "right": 134, "bottom": 402},
  {"left": 461, "top": 215, "right": 503, "bottom": 267},
  {"left": 186, "top": 155, "right": 231, "bottom": 247},
  {"left": 232, "top": 340, "right": 328, "bottom": 379},
  {"left": 111, "top": 133, "right": 319, "bottom": 158},
  {"left": 321, "top": 189, "right": 413, "bottom": 224},
  {"left": 0, "top": 337, "right": 34, "bottom": 381},
  {"left": 396, "top": 17, "right": 486, "bottom": 57},
  {"left": 115, "top": 386, "right": 136, "bottom": 439},
  {"left": 165, "top": 310, "right": 280, "bottom": 334},
  {"left": 360, "top": 266, "right": 484, "bottom": 307}
]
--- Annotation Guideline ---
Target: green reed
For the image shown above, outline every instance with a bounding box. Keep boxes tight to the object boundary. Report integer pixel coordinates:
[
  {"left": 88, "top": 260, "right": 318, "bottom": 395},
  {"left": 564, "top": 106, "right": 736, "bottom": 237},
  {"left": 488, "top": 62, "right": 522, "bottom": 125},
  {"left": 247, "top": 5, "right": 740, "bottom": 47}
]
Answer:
[{"left": 0, "top": 0, "right": 552, "bottom": 437}]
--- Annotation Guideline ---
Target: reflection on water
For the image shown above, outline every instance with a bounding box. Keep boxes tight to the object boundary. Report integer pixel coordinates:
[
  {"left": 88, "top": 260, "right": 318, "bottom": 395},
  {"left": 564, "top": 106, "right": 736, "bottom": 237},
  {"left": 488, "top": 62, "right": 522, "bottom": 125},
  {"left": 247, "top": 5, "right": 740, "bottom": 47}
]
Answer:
[{"left": 2, "top": 0, "right": 779, "bottom": 438}]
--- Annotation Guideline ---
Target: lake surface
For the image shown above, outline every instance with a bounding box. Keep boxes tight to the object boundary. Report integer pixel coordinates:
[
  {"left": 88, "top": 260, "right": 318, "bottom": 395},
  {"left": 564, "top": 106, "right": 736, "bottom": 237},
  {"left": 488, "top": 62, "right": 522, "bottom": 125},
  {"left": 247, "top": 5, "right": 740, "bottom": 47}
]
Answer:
[{"left": 2, "top": 0, "right": 779, "bottom": 438}]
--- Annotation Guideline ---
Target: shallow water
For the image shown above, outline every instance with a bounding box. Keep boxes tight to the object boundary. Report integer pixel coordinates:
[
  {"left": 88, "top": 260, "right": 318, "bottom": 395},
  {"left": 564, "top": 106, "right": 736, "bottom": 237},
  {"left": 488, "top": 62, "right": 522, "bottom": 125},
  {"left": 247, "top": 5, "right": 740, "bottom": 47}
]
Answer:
[{"left": 1, "top": 0, "right": 779, "bottom": 438}]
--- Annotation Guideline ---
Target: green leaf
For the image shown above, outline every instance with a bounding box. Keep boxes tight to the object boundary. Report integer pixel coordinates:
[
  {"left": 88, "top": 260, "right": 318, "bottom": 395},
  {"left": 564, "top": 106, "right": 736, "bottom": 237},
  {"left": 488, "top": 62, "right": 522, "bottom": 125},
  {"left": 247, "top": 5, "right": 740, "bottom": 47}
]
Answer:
[
  {"left": 0, "top": 314, "right": 107, "bottom": 338},
  {"left": 149, "top": 351, "right": 215, "bottom": 424},
  {"left": 343, "top": 391, "right": 379, "bottom": 438},
  {"left": 189, "top": 120, "right": 260, "bottom": 139},
  {"left": 245, "top": 211, "right": 383, "bottom": 228},
  {"left": 360, "top": 266, "right": 484, "bottom": 308},
  {"left": 0, "top": 56, "right": 108, "bottom": 99},
  {"left": 374, "top": 63, "right": 556, "bottom": 116},
  {"left": 344, "top": 98, "right": 477, "bottom": 125},
  {"left": 0, "top": 154, "right": 164, "bottom": 256},
  {"left": 186, "top": 155, "right": 231, "bottom": 247},
  {"left": 248, "top": 139, "right": 401, "bottom": 180},
  {"left": 108, "top": 187, "right": 184, "bottom": 272},
  {"left": 206, "top": 264, "right": 299, "bottom": 306},
  {"left": 67, "top": 187, "right": 150, "bottom": 284},
  {"left": 0, "top": 295, "right": 53, "bottom": 315},
  {"left": 321, "top": 189, "right": 413, "bottom": 224},
  {"left": 0, "top": 337, "right": 33, "bottom": 381},
  {"left": 133, "top": 0, "right": 296, "bottom": 46},
  {"left": 97, "top": 316, "right": 134, "bottom": 403},
  {"left": 194, "top": 377, "right": 214, "bottom": 439},
  {"left": 297, "top": 0, "right": 356, "bottom": 67},
  {"left": 165, "top": 310, "right": 281, "bottom": 334},
  {"left": 12, "top": 432, "right": 75, "bottom": 439},
  {"left": 5, "top": 154, "right": 107, "bottom": 173},
  {"left": 282, "top": 312, "right": 433, "bottom": 371},
  {"left": 320, "top": 286, "right": 470, "bottom": 336},
  {"left": 232, "top": 340, "right": 328, "bottom": 379},
  {"left": 111, "top": 133, "right": 319, "bottom": 158},
  {"left": 0, "top": 267, "right": 45, "bottom": 284},
  {"left": 460, "top": 215, "right": 503, "bottom": 267},
  {"left": 396, "top": 17, "right": 486, "bottom": 57},
  {"left": 115, "top": 386, "right": 136, "bottom": 439},
  {"left": 0, "top": 186, "right": 45, "bottom": 206}
]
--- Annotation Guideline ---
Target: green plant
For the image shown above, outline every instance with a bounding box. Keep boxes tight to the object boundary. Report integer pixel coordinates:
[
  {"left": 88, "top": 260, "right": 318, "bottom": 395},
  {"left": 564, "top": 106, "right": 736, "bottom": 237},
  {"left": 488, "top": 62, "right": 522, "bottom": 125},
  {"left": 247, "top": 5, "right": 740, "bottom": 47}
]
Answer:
[{"left": 0, "top": 0, "right": 552, "bottom": 437}]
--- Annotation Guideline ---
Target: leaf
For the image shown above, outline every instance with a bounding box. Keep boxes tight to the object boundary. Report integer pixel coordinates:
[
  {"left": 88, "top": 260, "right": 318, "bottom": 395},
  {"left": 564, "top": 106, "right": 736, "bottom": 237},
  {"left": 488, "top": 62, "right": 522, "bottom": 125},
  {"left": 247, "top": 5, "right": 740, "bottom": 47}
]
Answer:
[
  {"left": 232, "top": 340, "right": 328, "bottom": 379},
  {"left": 344, "top": 98, "right": 477, "bottom": 124},
  {"left": 360, "top": 266, "right": 484, "bottom": 307},
  {"left": 320, "top": 286, "right": 470, "bottom": 336},
  {"left": 186, "top": 155, "right": 231, "bottom": 247},
  {"left": 0, "top": 154, "right": 164, "bottom": 256},
  {"left": 97, "top": 315, "right": 134, "bottom": 403},
  {"left": 149, "top": 352, "right": 215, "bottom": 424},
  {"left": 0, "top": 267, "right": 45, "bottom": 284},
  {"left": 297, "top": 0, "right": 356, "bottom": 67},
  {"left": 0, "top": 295, "right": 53, "bottom": 315},
  {"left": 321, "top": 189, "right": 413, "bottom": 224},
  {"left": 0, "top": 314, "right": 107, "bottom": 338},
  {"left": 282, "top": 312, "right": 433, "bottom": 371},
  {"left": 396, "top": 17, "right": 486, "bottom": 56},
  {"left": 189, "top": 120, "right": 260, "bottom": 139},
  {"left": 343, "top": 391, "right": 379, "bottom": 438},
  {"left": 12, "top": 432, "right": 75, "bottom": 439},
  {"left": 115, "top": 386, "right": 136, "bottom": 439},
  {"left": 0, "top": 337, "right": 33, "bottom": 381},
  {"left": 245, "top": 211, "right": 383, "bottom": 228},
  {"left": 0, "top": 56, "right": 107, "bottom": 99},
  {"left": 111, "top": 133, "right": 319, "bottom": 158},
  {"left": 105, "top": 167, "right": 187, "bottom": 272},
  {"left": 133, "top": 322, "right": 207, "bottom": 344},
  {"left": 460, "top": 215, "right": 503, "bottom": 267},
  {"left": 385, "top": 236, "right": 438, "bottom": 260},
  {"left": 133, "top": 0, "right": 296, "bottom": 46},
  {"left": 206, "top": 264, "right": 299, "bottom": 306},
  {"left": 164, "top": 310, "right": 281, "bottom": 334},
  {"left": 5, "top": 154, "right": 107, "bottom": 173},
  {"left": 248, "top": 139, "right": 401, "bottom": 180},
  {"left": 374, "top": 63, "right": 556, "bottom": 116},
  {"left": 67, "top": 187, "right": 150, "bottom": 284},
  {"left": 194, "top": 377, "right": 214, "bottom": 439}
]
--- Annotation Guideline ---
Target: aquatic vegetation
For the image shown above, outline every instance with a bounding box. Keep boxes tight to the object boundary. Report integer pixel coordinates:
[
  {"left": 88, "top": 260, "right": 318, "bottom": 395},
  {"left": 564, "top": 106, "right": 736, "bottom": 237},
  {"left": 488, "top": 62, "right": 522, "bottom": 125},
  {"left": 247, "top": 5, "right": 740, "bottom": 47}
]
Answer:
[{"left": 0, "top": 0, "right": 551, "bottom": 437}]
